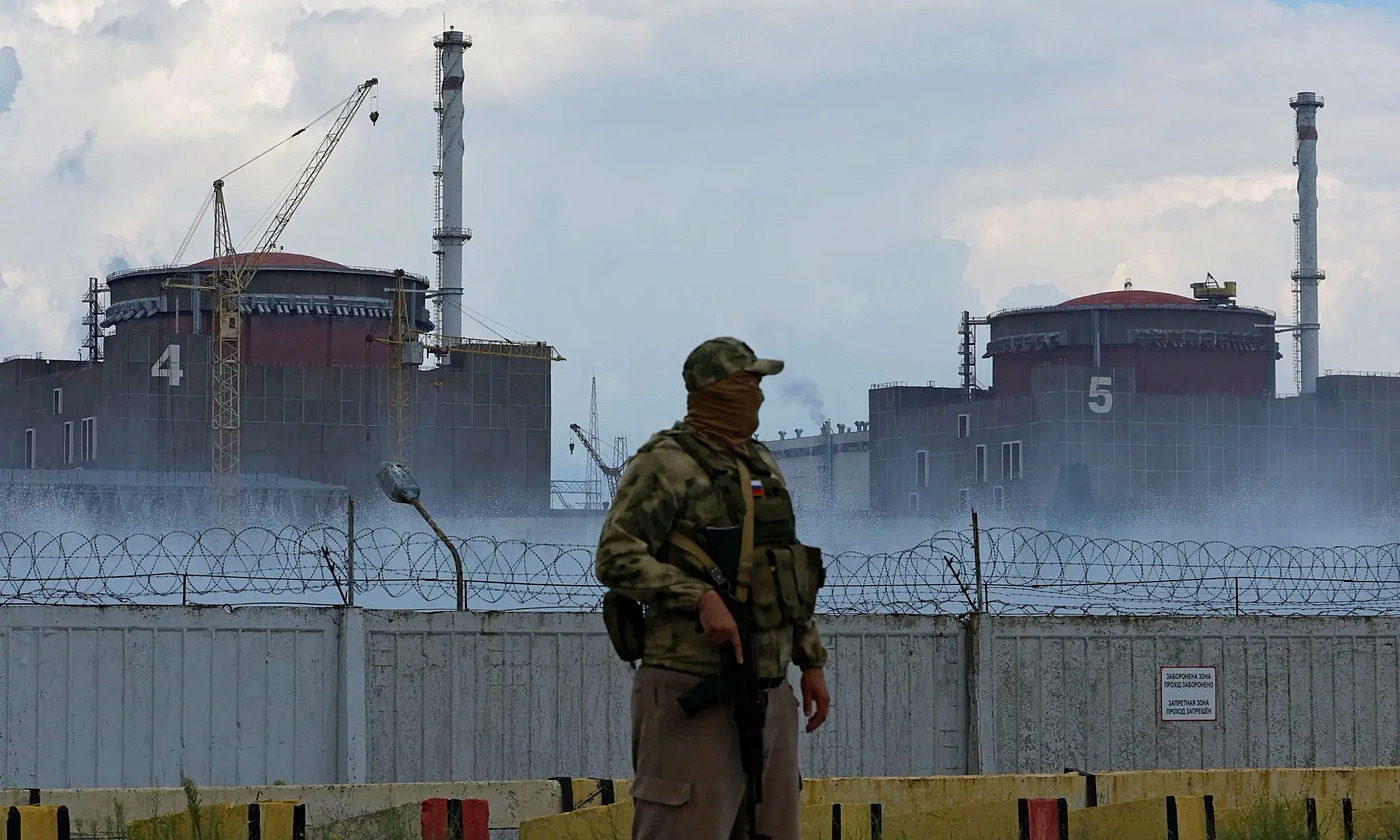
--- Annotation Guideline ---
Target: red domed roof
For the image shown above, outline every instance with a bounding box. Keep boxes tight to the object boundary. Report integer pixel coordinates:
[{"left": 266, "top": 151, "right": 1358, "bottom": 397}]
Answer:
[
  {"left": 186, "top": 252, "right": 347, "bottom": 270},
  {"left": 1059, "top": 289, "right": 1196, "bottom": 307}
]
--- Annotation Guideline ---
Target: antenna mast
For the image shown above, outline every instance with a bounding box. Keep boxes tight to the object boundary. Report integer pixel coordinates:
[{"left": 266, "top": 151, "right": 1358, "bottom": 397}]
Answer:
[{"left": 587, "top": 377, "right": 602, "bottom": 510}]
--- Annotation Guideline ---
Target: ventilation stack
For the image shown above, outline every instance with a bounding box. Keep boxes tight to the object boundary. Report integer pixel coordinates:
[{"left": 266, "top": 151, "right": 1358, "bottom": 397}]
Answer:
[
  {"left": 434, "top": 28, "right": 472, "bottom": 346},
  {"left": 1291, "top": 92, "right": 1324, "bottom": 394}
]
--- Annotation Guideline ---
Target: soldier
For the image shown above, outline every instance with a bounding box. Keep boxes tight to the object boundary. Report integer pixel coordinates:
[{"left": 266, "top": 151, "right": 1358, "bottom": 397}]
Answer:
[{"left": 596, "top": 337, "right": 830, "bottom": 840}]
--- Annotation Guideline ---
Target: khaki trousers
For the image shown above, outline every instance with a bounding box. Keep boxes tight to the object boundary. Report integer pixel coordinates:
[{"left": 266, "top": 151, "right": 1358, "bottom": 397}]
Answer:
[{"left": 630, "top": 665, "right": 801, "bottom": 840}]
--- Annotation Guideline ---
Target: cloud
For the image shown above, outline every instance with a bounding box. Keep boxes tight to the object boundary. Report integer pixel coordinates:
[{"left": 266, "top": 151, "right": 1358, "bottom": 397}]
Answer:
[
  {"left": 3, "top": 0, "right": 1400, "bottom": 479},
  {"left": 945, "top": 171, "right": 1298, "bottom": 309},
  {"left": 50, "top": 130, "right": 94, "bottom": 185},
  {"left": 99, "top": 15, "right": 156, "bottom": 41},
  {"left": 996, "top": 284, "right": 1072, "bottom": 311},
  {"left": 0, "top": 46, "right": 19, "bottom": 112},
  {"left": 0, "top": 264, "right": 70, "bottom": 357}
]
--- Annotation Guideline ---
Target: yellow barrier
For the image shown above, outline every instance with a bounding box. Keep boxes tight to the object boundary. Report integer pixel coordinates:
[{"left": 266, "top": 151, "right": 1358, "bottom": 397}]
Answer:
[
  {"left": 799, "top": 802, "right": 887, "bottom": 840},
  {"left": 548, "top": 777, "right": 624, "bottom": 812},
  {"left": 6, "top": 805, "right": 70, "bottom": 840},
  {"left": 1097, "top": 767, "right": 1400, "bottom": 810},
  {"left": 800, "top": 773, "right": 1089, "bottom": 812},
  {"left": 1068, "top": 795, "right": 1215, "bottom": 840},
  {"left": 127, "top": 800, "right": 305, "bottom": 840},
  {"left": 519, "top": 800, "right": 632, "bottom": 840},
  {"left": 523, "top": 801, "right": 889, "bottom": 840},
  {"left": 882, "top": 799, "right": 1024, "bottom": 840},
  {"left": 258, "top": 801, "right": 303, "bottom": 840},
  {"left": 519, "top": 768, "right": 1400, "bottom": 838},
  {"left": 523, "top": 793, "right": 1075, "bottom": 840},
  {"left": 1215, "top": 797, "right": 1353, "bottom": 840},
  {"left": 1351, "top": 802, "right": 1400, "bottom": 839}
]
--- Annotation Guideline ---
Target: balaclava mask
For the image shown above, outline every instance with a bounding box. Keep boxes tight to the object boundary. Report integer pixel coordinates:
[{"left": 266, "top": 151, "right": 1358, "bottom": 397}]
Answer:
[{"left": 686, "top": 372, "right": 764, "bottom": 451}]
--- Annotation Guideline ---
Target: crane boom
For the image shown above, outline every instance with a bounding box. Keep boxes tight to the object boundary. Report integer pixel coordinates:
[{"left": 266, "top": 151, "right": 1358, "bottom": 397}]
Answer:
[
  {"left": 254, "top": 78, "right": 378, "bottom": 257},
  {"left": 569, "top": 422, "right": 624, "bottom": 499}
]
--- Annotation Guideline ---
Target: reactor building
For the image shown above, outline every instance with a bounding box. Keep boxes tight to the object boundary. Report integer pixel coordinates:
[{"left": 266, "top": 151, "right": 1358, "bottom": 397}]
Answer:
[
  {"left": 0, "top": 253, "right": 555, "bottom": 518},
  {"left": 868, "top": 91, "right": 1400, "bottom": 520},
  {"left": 0, "top": 27, "right": 558, "bottom": 519}
]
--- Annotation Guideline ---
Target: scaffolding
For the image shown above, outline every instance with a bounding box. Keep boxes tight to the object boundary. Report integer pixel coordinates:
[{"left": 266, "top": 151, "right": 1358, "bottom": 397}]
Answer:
[{"left": 81, "top": 276, "right": 108, "bottom": 363}]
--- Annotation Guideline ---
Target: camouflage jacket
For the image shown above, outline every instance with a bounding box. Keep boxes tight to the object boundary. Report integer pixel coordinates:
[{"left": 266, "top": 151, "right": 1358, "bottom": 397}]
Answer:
[{"left": 595, "top": 421, "right": 828, "bottom": 679}]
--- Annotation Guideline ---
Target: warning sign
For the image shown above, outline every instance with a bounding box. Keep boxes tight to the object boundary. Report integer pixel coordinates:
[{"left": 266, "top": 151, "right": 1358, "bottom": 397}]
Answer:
[{"left": 1160, "top": 667, "right": 1217, "bottom": 722}]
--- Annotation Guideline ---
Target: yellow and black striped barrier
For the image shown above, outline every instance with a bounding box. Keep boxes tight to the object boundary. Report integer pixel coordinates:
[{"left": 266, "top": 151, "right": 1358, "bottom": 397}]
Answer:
[
  {"left": 6, "top": 805, "right": 70, "bottom": 840},
  {"left": 127, "top": 801, "right": 305, "bottom": 840},
  {"left": 1068, "top": 795, "right": 1215, "bottom": 840},
  {"left": 803, "top": 798, "right": 1069, "bottom": 840},
  {"left": 547, "top": 777, "right": 618, "bottom": 812}
]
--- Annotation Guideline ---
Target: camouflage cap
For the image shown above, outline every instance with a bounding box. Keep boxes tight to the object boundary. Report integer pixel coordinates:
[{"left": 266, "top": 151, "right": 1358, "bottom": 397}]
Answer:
[{"left": 682, "top": 337, "right": 784, "bottom": 392}]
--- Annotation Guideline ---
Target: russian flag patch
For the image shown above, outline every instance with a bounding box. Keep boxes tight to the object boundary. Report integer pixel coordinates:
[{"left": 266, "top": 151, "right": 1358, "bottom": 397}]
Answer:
[{"left": 750, "top": 479, "right": 764, "bottom": 498}]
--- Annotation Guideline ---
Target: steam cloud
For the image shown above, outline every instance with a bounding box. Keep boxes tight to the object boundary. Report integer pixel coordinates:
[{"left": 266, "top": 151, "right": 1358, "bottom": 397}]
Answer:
[
  {"left": 0, "top": 47, "right": 20, "bottom": 113},
  {"left": 780, "top": 376, "right": 826, "bottom": 426}
]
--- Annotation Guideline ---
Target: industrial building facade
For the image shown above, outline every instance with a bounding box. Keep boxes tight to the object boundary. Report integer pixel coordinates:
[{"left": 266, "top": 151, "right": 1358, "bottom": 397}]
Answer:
[
  {"left": 870, "top": 362, "right": 1400, "bottom": 520},
  {"left": 763, "top": 422, "right": 870, "bottom": 511},
  {"left": 0, "top": 255, "right": 554, "bottom": 515}
]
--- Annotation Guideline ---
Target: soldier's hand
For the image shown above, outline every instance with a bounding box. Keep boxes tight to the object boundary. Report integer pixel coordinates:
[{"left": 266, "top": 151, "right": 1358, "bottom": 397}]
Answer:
[
  {"left": 698, "top": 589, "right": 743, "bottom": 663},
  {"left": 800, "top": 667, "right": 830, "bottom": 733}
]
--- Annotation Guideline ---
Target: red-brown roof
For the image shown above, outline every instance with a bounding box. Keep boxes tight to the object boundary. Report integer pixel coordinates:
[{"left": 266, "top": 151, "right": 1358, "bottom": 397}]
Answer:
[
  {"left": 1060, "top": 289, "right": 1197, "bottom": 307},
  {"left": 186, "top": 253, "right": 347, "bottom": 270}
]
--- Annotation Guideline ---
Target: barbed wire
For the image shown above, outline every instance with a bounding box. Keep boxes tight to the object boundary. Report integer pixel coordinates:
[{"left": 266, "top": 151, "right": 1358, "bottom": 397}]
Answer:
[{"left": 1, "top": 525, "right": 1399, "bottom": 615}]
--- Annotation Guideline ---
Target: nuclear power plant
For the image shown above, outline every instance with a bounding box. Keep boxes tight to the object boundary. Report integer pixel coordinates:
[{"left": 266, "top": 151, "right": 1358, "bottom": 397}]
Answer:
[
  {"left": 862, "top": 91, "right": 1400, "bottom": 520},
  {"left": 0, "top": 76, "right": 1390, "bottom": 524},
  {"left": 0, "top": 29, "right": 558, "bottom": 520}
]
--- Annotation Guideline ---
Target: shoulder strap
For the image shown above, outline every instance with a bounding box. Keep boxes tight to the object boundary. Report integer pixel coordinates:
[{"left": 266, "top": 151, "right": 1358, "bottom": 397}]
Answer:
[{"left": 734, "top": 459, "right": 755, "bottom": 603}]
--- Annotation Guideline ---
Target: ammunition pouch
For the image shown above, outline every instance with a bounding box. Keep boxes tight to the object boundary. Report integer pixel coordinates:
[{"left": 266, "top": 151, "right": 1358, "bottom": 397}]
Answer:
[
  {"left": 751, "top": 544, "right": 826, "bottom": 629},
  {"left": 747, "top": 550, "right": 787, "bottom": 631},
  {"left": 602, "top": 591, "right": 647, "bottom": 662}
]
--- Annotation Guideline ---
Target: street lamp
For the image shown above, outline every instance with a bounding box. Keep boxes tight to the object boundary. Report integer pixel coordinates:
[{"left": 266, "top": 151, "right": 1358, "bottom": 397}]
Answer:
[{"left": 375, "top": 461, "right": 465, "bottom": 611}]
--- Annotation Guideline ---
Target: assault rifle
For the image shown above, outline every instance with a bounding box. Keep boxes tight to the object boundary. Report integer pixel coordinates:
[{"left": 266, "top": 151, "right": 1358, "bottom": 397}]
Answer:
[{"left": 676, "top": 525, "right": 770, "bottom": 840}]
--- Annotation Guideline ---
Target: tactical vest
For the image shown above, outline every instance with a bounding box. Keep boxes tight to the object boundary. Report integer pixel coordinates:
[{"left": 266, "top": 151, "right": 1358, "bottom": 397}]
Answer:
[{"left": 603, "top": 427, "right": 826, "bottom": 662}]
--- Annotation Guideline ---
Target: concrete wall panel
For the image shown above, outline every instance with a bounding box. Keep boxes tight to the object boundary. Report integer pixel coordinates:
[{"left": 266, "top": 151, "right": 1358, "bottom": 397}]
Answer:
[
  {"left": 362, "top": 611, "right": 968, "bottom": 783},
  {"left": 979, "top": 616, "right": 1400, "bottom": 775},
  {"left": 801, "top": 615, "right": 968, "bottom": 777},
  {"left": 0, "top": 606, "right": 341, "bottom": 789},
  {"left": 363, "top": 611, "right": 635, "bottom": 782}
]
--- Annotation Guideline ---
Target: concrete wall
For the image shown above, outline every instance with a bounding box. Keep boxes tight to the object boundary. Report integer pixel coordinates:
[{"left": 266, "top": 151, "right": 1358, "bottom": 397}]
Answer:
[
  {"left": 0, "top": 606, "right": 343, "bottom": 789},
  {"left": 0, "top": 606, "right": 968, "bottom": 789},
  {"left": 6, "top": 606, "right": 1398, "bottom": 790},
  {"left": 362, "top": 612, "right": 968, "bottom": 782},
  {"left": 973, "top": 615, "right": 1400, "bottom": 775},
  {"left": 811, "top": 614, "right": 968, "bottom": 777},
  {"left": 363, "top": 611, "right": 635, "bottom": 782}
]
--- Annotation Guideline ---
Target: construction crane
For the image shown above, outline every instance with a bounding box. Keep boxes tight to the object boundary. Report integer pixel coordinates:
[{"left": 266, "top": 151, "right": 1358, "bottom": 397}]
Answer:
[
  {"left": 172, "top": 78, "right": 380, "bottom": 517},
  {"left": 369, "top": 274, "right": 564, "bottom": 467},
  {"left": 570, "top": 423, "right": 626, "bottom": 500},
  {"left": 369, "top": 269, "right": 420, "bottom": 466}
]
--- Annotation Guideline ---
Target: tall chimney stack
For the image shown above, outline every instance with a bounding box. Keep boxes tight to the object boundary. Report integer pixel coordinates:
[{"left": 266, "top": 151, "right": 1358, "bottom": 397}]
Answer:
[
  {"left": 1291, "top": 91, "right": 1324, "bottom": 394},
  {"left": 434, "top": 28, "right": 471, "bottom": 345}
]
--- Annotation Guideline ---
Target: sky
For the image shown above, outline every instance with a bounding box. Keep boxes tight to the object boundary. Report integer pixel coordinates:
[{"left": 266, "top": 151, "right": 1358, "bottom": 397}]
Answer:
[{"left": 3, "top": 0, "right": 1400, "bottom": 485}]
